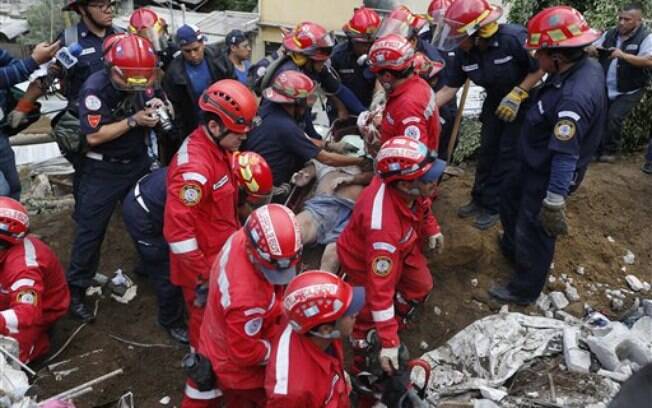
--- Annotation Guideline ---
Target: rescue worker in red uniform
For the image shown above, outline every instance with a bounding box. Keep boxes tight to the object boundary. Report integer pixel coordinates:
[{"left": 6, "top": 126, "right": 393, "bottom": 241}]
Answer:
[
  {"left": 0, "top": 198, "right": 70, "bottom": 363},
  {"left": 367, "top": 34, "right": 441, "bottom": 156},
  {"left": 181, "top": 204, "right": 303, "bottom": 408},
  {"left": 265, "top": 270, "right": 365, "bottom": 407},
  {"left": 164, "top": 79, "right": 258, "bottom": 348},
  {"left": 337, "top": 137, "right": 446, "bottom": 375}
]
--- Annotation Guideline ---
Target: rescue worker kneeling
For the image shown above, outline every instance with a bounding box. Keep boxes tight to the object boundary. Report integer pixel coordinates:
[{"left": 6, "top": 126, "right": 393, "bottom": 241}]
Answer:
[
  {"left": 265, "top": 270, "right": 365, "bottom": 407},
  {"left": 181, "top": 204, "right": 303, "bottom": 408},
  {"left": 337, "top": 137, "right": 446, "bottom": 375},
  {"left": 0, "top": 198, "right": 70, "bottom": 363}
]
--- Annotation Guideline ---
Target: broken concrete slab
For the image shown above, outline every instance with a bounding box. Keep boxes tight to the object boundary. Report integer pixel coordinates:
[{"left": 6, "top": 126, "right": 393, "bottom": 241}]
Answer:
[
  {"left": 623, "top": 250, "right": 635, "bottom": 265},
  {"left": 596, "top": 368, "right": 629, "bottom": 382},
  {"left": 478, "top": 386, "right": 507, "bottom": 402},
  {"left": 563, "top": 327, "right": 591, "bottom": 373},
  {"left": 643, "top": 300, "right": 652, "bottom": 317},
  {"left": 611, "top": 298, "right": 624, "bottom": 312},
  {"left": 550, "top": 291, "right": 569, "bottom": 310},
  {"left": 565, "top": 284, "right": 580, "bottom": 302},
  {"left": 625, "top": 275, "right": 644, "bottom": 292},
  {"left": 616, "top": 338, "right": 652, "bottom": 367},
  {"left": 536, "top": 293, "right": 552, "bottom": 312}
]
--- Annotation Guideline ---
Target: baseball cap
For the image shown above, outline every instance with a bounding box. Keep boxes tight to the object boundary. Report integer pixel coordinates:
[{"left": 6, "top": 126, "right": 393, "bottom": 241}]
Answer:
[
  {"left": 419, "top": 158, "right": 447, "bottom": 183},
  {"left": 176, "top": 24, "right": 205, "bottom": 46},
  {"left": 225, "top": 29, "right": 247, "bottom": 46},
  {"left": 344, "top": 286, "right": 366, "bottom": 317}
]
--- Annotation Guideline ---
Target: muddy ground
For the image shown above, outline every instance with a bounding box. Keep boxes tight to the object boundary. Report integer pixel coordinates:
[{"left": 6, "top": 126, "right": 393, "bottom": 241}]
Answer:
[{"left": 24, "top": 156, "right": 652, "bottom": 407}]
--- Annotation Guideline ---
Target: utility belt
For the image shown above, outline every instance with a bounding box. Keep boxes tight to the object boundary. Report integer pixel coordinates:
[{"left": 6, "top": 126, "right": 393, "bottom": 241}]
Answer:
[{"left": 85, "top": 151, "right": 137, "bottom": 165}]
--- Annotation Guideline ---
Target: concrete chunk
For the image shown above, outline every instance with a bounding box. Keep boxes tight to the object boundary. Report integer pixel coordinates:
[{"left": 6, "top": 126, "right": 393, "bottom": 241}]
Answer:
[
  {"left": 563, "top": 327, "right": 591, "bottom": 373},
  {"left": 565, "top": 284, "right": 580, "bottom": 302},
  {"left": 616, "top": 338, "right": 652, "bottom": 366},
  {"left": 536, "top": 293, "right": 552, "bottom": 311},
  {"left": 550, "top": 291, "right": 569, "bottom": 310},
  {"left": 597, "top": 369, "right": 630, "bottom": 382},
  {"left": 623, "top": 250, "right": 635, "bottom": 265},
  {"left": 625, "top": 275, "right": 644, "bottom": 292},
  {"left": 586, "top": 336, "right": 621, "bottom": 371},
  {"left": 479, "top": 386, "right": 507, "bottom": 402},
  {"left": 643, "top": 299, "right": 652, "bottom": 316}
]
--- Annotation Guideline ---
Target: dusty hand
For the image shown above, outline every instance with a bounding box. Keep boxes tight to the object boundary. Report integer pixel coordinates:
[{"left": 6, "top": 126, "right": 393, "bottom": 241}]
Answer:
[
  {"left": 332, "top": 175, "right": 355, "bottom": 191},
  {"left": 193, "top": 282, "right": 209, "bottom": 308},
  {"left": 7, "top": 110, "right": 27, "bottom": 129},
  {"left": 379, "top": 347, "right": 400, "bottom": 374},
  {"left": 495, "top": 86, "right": 528, "bottom": 122},
  {"left": 132, "top": 109, "right": 159, "bottom": 128},
  {"left": 610, "top": 48, "right": 626, "bottom": 60},
  {"left": 427, "top": 232, "right": 445, "bottom": 255},
  {"left": 32, "top": 41, "right": 60, "bottom": 65},
  {"left": 326, "top": 141, "right": 359, "bottom": 155},
  {"left": 272, "top": 182, "right": 292, "bottom": 197},
  {"left": 538, "top": 195, "right": 568, "bottom": 237},
  {"left": 290, "top": 170, "right": 313, "bottom": 187}
]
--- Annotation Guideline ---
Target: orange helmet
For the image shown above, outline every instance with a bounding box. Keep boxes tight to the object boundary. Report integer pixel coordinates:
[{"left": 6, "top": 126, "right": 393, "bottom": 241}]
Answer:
[
  {"left": 343, "top": 7, "right": 382, "bottom": 43},
  {"left": 199, "top": 80, "right": 259, "bottom": 134},
  {"left": 262, "top": 71, "right": 316, "bottom": 105},
  {"left": 107, "top": 34, "right": 158, "bottom": 91},
  {"left": 525, "top": 6, "right": 601, "bottom": 49},
  {"left": 282, "top": 22, "right": 335, "bottom": 62},
  {"left": 436, "top": 0, "right": 503, "bottom": 50},
  {"left": 231, "top": 151, "right": 273, "bottom": 203},
  {"left": 0, "top": 197, "right": 29, "bottom": 245},
  {"left": 245, "top": 204, "right": 303, "bottom": 285},
  {"left": 283, "top": 270, "right": 365, "bottom": 335},
  {"left": 376, "top": 136, "right": 446, "bottom": 183}
]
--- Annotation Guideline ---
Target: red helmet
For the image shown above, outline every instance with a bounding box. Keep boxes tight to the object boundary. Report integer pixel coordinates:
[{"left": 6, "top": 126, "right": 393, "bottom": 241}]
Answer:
[
  {"left": 376, "top": 136, "right": 433, "bottom": 183},
  {"left": 413, "top": 52, "right": 445, "bottom": 80},
  {"left": 428, "top": 0, "right": 454, "bottom": 21},
  {"left": 231, "top": 151, "right": 273, "bottom": 202},
  {"left": 128, "top": 8, "right": 168, "bottom": 51},
  {"left": 376, "top": 5, "right": 416, "bottom": 38},
  {"left": 283, "top": 270, "right": 365, "bottom": 335},
  {"left": 282, "top": 22, "right": 335, "bottom": 61},
  {"left": 107, "top": 34, "right": 158, "bottom": 91},
  {"left": 245, "top": 204, "right": 303, "bottom": 285},
  {"left": 343, "top": 7, "right": 382, "bottom": 43},
  {"left": 436, "top": 0, "right": 503, "bottom": 50},
  {"left": 0, "top": 197, "right": 29, "bottom": 245},
  {"left": 262, "top": 70, "right": 316, "bottom": 104},
  {"left": 102, "top": 33, "right": 129, "bottom": 64},
  {"left": 526, "top": 6, "right": 601, "bottom": 49},
  {"left": 199, "top": 79, "right": 258, "bottom": 134},
  {"left": 368, "top": 34, "right": 416, "bottom": 74}
]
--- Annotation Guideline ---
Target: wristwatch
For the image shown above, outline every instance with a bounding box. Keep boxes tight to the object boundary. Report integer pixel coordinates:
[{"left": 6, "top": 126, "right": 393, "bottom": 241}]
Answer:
[{"left": 127, "top": 115, "right": 136, "bottom": 129}]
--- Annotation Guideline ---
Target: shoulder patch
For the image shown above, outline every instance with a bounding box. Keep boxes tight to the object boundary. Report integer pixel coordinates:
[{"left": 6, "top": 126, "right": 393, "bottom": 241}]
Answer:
[
  {"left": 87, "top": 114, "right": 101, "bottom": 128},
  {"left": 244, "top": 317, "right": 263, "bottom": 336},
  {"left": 372, "top": 256, "right": 393, "bottom": 277},
  {"left": 180, "top": 184, "right": 202, "bottom": 206},
  {"left": 404, "top": 125, "right": 421, "bottom": 140},
  {"left": 554, "top": 119, "right": 576, "bottom": 142},
  {"left": 17, "top": 290, "right": 37, "bottom": 305},
  {"left": 84, "top": 94, "right": 102, "bottom": 111}
]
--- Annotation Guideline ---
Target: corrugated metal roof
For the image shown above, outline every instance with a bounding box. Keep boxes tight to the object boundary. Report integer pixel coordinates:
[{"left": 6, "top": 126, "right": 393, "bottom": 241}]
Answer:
[{"left": 114, "top": 6, "right": 258, "bottom": 43}]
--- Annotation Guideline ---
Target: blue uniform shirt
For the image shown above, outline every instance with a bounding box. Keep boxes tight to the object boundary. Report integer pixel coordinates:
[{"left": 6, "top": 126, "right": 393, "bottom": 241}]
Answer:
[
  {"left": 330, "top": 41, "right": 375, "bottom": 108},
  {"left": 244, "top": 102, "right": 320, "bottom": 185},
  {"left": 520, "top": 57, "right": 607, "bottom": 195},
  {"left": 57, "top": 21, "right": 121, "bottom": 109},
  {"left": 447, "top": 24, "right": 539, "bottom": 110},
  {"left": 78, "top": 70, "right": 148, "bottom": 159},
  {"left": 136, "top": 166, "right": 168, "bottom": 228}
]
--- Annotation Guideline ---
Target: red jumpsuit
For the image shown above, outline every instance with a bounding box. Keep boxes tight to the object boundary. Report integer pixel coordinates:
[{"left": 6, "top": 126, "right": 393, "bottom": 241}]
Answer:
[
  {"left": 164, "top": 127, "right": 240, "bottom": 347},
  {"left": 380, "top": 74, "right": 441, "bottom": 154},
  {"left": 337, "top": 177, "right": 439, "bottom": 351},
  {"left": 181, "top": 230, "right": 284, "bottom": 408},
  {"left": 0, "top": 236, "right": 69, "bottom": 362},
  {"left": 265, "top": 324, "right": 350, "bottom": 407}
]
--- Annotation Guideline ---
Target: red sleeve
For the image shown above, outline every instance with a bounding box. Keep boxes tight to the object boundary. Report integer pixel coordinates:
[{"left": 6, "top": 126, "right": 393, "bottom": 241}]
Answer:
[
  {"left": 365, "top": 230, "right": 401, "bottom": 348},
  {"left": 419, "top": 198, "right": 440, "bottom": 238},
  {"left": 393, "top": 94, "right": 441, "bottom": 153},
  {"left": 224, "top": 307, "right": 275, "bottom": 368},
  {"left": 164, "top": 166, "right": 212, "bottom": 282},
  {"left": 0, "top": 262, "right": 44, "bottom": 336}
]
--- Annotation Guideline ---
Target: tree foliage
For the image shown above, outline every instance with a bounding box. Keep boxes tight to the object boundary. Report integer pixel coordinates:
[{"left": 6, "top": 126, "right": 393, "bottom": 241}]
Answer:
[{"left": 20, "top": 0, "right": 77, "bottom": 45}]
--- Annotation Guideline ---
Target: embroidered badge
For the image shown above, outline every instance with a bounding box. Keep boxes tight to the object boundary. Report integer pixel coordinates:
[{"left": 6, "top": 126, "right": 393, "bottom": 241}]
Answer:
[
  {"left": 244, "top": 317, "right": 263, "bottom": 336},
  {"left": 87, "top": 114, "right": 102, "bottom": 128},
  {"left": 17, "top": 290, "right": 37, "bottom": 305},
  {"left": 84, "top": 94, "right": 102, "bottom": 111},
  {"left": 372, "top": 256, "right": 393, "bottom": 277},
  {"left": 180, "top": 184, "right": 202, "bottom": 206},
  {"left": 554, "top": 119, "right": 576, "bottom": 142}
]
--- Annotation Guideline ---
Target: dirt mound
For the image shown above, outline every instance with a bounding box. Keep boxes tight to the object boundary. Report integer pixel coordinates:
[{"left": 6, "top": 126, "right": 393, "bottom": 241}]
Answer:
[{"left": 26, "top": 156, "right": 651, "bottom": 406}]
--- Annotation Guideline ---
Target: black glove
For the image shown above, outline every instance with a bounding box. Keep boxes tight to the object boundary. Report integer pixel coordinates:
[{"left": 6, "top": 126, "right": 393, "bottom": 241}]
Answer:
[
  {"left": 538, "top": 194, "right": 568, "bottom": 237},
  {"left": 193, "top": 282, "right": 209, "bottom": 308},
  {"left": 182, "top": 353, "right": 215, "bottom": 391}
]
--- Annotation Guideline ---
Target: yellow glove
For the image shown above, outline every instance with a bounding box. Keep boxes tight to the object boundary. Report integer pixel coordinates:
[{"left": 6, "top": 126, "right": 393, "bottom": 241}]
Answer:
[{"left": 495, "top": 86, "right": 528, "bottom": 122}]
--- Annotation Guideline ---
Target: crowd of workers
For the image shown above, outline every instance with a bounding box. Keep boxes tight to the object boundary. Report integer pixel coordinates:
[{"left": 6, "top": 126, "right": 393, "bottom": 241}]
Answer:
[{"left": 0, "top": 0, "right": 651, "bottom": 406}]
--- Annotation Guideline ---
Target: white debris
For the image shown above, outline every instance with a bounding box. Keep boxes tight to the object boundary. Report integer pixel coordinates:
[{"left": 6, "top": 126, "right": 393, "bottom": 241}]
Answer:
[
  {"left": 549, "top": 275, "right": 557, "bottom": 283},
  {"left": 586, "top": 322, "right": 633, "bottom": 371},
  {"left": 526, "top": 391, "right": 540, "bottom": 398},
  {"left": 643, "top": 282, "right": 651, "bottom": 292},
  {"left": 471, "top": 278, "right": 478, "bottom": 287},
  {"left": 499, "top": 305, "right": 509, "bottom": 314},
  {"left": 433, "top": 306, "right": 442, "bottom": 316},
  {"left": 555, "top": 310, "right": 581, "bottom": 325},
  {"left": 0, "top": 336, "right": 30, "bottom": 403},
  {"left": 419, "top": 341, "right": 429, "bottom": 351},
  {"left": 607, "top": 236, "right": 615, "bottom": 243},
  {"left": 536, "top": 293, "right": 552, "bottom": 312},
  {"left": 621, "top": 266, "right": 627, "bottom": 273},
  {"left": 478, "top": 386, "right": 507, "bottom": 401},
  {"left": 623, "top": 250, "right": 635, "bottom": 265},
  {"left": 159, "top": 396, "right": 171, "bottom": 405},
  {"left": 550, "top": 291, "right": 569, "bottom": 310},
  {"left": 565, "top": 284, "right": 581, "bottom": 302},
  {"left": 561, "top": 273, "right": 568, "bottom": 281},
  {"left": 576, "top": 266, "right": 585, "bottom": 275},
  {"left": 563, "top": 327, "right": 591, "bottom": 373},
  {"left": 611, "top": 298, "right": 624, "bottom": 312},
  {"left": 596, "top": 369, "right": 629, "bottom": 382},
  {"left": 550, "top": 262, "right": 555, "bottom": 270},
  {"left": 616, "top": 339, "right": 652, "bottom": 366},
  {"left": 625, "top": 275, "right": 644, "bottom": 292},
  {"left": 474, "top": 400, "right": 500, "bottom": 408},
  {"left": 642, "top": 300, "right": 652, "bottom": 317},
  {"left": 545, "top": 311, "right": 554, "bottom": 318}
]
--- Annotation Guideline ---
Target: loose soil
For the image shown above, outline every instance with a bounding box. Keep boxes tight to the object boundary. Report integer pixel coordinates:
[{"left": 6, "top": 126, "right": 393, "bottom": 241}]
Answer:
[{"left": 25, "top": 156, "right": 652, "bottom": 407}]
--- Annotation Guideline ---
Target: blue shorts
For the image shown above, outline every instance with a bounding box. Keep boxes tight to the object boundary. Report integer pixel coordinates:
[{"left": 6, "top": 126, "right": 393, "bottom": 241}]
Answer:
[{"left": 303, "top": 194, "right": 355, "bottom": 245}]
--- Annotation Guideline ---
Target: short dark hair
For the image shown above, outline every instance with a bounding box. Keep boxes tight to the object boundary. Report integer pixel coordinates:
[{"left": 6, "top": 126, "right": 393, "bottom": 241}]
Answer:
[
  {"left": 623, "top": 3, "right": 644, "bottom": 13},
  {"left": 201, "top": 111, "right": 224, "bottom": 127}
]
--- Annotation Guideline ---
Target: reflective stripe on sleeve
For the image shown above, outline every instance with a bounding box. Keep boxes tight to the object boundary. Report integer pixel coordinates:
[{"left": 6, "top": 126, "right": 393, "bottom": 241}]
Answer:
[
  {"left": 169, "top": 238, "right": 199, "bottom": 254},
  {"left": 371, "top": 305, "right": 395, "bottom": 323}
]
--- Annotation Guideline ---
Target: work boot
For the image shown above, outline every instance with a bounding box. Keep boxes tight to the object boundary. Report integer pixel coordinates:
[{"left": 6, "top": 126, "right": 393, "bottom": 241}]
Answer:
[
  {"left": 642, "top": 161, "right": 652, "bottom": 174},
  {"left": 457, "top": 200, "right": 482, "bottom": 218},
  {"left": 69, "top": 287, "right": 95, "bottom": 323},
  {"left": 473, "top": 211, "right": 499, "bottom": 230},
  {"left": 488, "top": 286, "right": 535, "bottom": 306},
  {"left": 598, "top": 154, "right": 617, "bottom": 163},
  {"left": 166, "top": 326, "right": 189, "bottom": 345}
]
